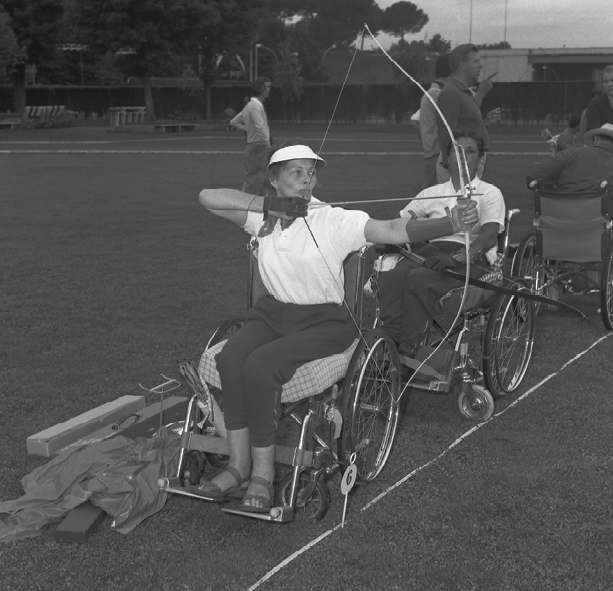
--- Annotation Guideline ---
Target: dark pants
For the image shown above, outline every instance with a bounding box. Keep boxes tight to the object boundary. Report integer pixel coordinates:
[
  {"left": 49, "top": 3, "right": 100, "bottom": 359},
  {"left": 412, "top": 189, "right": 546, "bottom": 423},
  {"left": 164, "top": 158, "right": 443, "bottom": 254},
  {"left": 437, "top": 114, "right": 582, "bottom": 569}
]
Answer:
[
  {"left": 242, "top": 143, "right": 269, "bottom": 196},
  {"left": 215, "top": 295, "right": 355, "bottom": 447},
  {"left": 378, "top": 241, "right": 487, "bottom": 354}
]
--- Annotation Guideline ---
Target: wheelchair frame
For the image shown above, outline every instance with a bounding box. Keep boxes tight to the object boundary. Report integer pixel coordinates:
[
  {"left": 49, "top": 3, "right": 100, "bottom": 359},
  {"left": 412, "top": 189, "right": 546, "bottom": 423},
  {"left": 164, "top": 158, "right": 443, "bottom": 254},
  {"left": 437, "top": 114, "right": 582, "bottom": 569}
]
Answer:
[
  {"left": 159, "top": 240, "right": 402, "bottom": 522},
  {"left": 511, "top": 181, "right": 613, "bottom": 330},
  {"left": 373, "top": 209, "right": 535, "bottom": 421}
]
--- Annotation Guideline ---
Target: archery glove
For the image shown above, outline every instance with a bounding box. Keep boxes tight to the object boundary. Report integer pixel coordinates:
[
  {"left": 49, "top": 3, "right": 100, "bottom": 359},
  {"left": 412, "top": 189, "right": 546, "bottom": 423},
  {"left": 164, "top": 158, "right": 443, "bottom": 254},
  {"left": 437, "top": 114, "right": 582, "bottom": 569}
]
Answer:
[
  {"left": 262, "top": 196, "right": 309, "bottom": 219},
  {"left": 423, "top": 252, "right": 462, "bottom": 272}
]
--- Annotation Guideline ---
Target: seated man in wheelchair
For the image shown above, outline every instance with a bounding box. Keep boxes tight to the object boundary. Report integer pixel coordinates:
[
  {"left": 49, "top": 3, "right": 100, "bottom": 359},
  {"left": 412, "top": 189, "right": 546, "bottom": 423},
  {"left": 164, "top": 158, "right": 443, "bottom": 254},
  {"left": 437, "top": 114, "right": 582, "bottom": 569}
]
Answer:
[
  {"left": 529, "top": 123, "right": 613, "bottom": 192},
  {"left": 197, "top": 141, "right": 478, "bottom": 514},
  {"left": 377, "top": 129, "right": 506, "bottom": 366}
]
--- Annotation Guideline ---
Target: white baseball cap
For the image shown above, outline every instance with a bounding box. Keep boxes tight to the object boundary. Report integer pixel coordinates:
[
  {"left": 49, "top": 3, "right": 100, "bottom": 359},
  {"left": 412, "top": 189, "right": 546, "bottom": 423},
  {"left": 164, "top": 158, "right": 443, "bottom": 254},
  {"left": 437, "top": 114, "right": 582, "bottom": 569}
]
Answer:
[{"left": 268, "top": 145, "right": 327, "bottom": 168}]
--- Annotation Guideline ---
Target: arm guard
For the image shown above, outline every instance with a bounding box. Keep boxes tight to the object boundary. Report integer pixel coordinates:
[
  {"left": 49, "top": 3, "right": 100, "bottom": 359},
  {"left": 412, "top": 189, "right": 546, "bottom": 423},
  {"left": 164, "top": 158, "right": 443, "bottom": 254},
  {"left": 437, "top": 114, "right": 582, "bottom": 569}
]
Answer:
[{"left": 405, "top": 216, "right": 454, "bottom": 244}]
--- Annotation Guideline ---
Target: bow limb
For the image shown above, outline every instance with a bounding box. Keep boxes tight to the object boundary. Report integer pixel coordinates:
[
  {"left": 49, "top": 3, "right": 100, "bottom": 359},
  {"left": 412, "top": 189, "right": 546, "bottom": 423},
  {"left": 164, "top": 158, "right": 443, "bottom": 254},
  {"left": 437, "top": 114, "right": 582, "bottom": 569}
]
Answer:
[{"left": 364, "top": 24, "right": 475, "bottom": 396}]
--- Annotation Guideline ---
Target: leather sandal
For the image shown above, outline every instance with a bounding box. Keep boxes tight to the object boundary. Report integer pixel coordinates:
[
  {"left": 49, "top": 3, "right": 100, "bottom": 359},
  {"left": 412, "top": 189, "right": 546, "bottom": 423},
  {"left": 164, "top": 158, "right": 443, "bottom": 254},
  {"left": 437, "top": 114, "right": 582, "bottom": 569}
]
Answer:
[
  {"left": 187, "top": 466, "right": 249, "bottom": 501},
  {"left": 237, "top": 476, "right": 274, "bottom": 514}
]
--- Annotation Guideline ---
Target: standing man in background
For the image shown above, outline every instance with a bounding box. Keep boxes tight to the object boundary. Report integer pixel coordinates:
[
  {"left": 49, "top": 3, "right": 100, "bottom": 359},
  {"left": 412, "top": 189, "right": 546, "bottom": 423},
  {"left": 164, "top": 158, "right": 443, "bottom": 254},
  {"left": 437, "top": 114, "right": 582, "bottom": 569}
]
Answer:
[
  {"left": 230, "top": 77, "right": 272, "bottom": 196},
  {"left": 435, "top": 44, "right": 499, "bottom": 183},
  {"left": 419, "top": 53, "right": 451, "bottom": 188}
]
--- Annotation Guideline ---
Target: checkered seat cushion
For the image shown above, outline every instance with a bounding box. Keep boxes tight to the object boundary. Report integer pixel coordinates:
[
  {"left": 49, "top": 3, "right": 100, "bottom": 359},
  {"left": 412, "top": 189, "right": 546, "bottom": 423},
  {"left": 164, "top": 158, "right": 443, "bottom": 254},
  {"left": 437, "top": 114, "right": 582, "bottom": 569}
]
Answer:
[{"left": 198, "top": 338, "right": 360, "bottom": 404}]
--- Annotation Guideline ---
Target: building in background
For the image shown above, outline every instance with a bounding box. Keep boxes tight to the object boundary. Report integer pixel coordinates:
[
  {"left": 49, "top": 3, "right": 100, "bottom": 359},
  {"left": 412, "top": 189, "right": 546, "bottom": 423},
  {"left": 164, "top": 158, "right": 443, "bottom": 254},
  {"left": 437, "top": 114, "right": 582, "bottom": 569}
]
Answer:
[{"left": 479, "top": 47, "right": 613, "bottom": 82}]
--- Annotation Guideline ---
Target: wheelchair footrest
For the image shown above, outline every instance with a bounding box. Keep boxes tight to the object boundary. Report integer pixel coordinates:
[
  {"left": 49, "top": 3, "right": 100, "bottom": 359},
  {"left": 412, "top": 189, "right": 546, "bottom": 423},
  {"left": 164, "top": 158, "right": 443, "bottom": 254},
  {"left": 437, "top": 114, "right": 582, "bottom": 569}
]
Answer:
[
  {"left": 399, "top": 354, "right": 446, "bottom": 382},
  {"left": 182, "top": 435, "right": 315, "bottom": 469},
  {"left": 221, "top": 506, "right": 294, "bottom": 523},
  {"left": 406, "top": 378, "right": 451, "bottom": 393},
  {"left": 157, "top": 479, "right": 227, "bottom": 502}
]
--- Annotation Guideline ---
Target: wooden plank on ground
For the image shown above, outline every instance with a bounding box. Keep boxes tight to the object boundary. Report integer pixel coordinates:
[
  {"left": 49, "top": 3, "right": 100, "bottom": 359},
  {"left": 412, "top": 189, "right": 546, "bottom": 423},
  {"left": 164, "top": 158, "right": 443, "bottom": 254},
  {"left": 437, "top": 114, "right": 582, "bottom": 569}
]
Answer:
[
  {"left": 54, "top": 395, "right": 188, "bottom": 455},
  {"left": 27, "top": 395, "right": 146, "bottom": 457}
]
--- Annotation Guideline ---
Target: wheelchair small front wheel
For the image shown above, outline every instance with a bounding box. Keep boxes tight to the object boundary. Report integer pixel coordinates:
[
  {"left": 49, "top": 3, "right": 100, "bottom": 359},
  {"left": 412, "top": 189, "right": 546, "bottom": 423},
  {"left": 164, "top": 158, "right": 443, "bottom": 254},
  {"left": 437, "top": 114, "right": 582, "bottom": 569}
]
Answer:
[
  {"left": 276, "top": 471, "right": 330, "bottom": 521},
  {"left": 458, "top": 384, "right": 495, "bottom": 421}
]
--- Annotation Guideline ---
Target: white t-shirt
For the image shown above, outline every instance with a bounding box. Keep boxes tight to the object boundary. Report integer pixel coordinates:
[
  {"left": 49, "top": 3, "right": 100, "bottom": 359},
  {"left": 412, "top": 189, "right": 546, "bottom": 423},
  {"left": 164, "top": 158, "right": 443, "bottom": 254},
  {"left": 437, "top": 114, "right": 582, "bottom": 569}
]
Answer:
[
  {"left": 243, "top": 198, "right": 370, "bottom": 305},
  {"left": 400, "top": 178, "right": 506, "bottom": 264}
]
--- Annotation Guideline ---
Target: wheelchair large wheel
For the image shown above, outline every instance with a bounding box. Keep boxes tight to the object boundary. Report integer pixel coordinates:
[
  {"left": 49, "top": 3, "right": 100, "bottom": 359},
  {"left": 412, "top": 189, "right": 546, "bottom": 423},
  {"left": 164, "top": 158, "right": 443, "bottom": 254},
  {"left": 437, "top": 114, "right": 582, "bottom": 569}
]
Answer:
[
  {"left": 205, "top": 315, "right": 246, "bottom": 350},
  {"left": 511, "top": 233, "right": 544, "bottom": 313},
  {"left": 276, "top": 470, "right": 330, "bottom": 521},
  {"left": 339, "top": 329, "right": 400, "bottom": 483},
  {"left": 483, "top": 284, "right": 534, "bottom": 395},
  {"left": 600, "top": 241, "right": 613, "bottom": 331}
]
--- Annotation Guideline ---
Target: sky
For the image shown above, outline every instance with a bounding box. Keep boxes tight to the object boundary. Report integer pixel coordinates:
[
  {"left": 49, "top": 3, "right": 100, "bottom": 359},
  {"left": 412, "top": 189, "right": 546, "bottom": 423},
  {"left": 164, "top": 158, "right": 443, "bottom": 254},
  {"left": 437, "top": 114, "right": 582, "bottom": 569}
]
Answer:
[{"left": 372, "top": 0, "right": 612, "bottom": 49}]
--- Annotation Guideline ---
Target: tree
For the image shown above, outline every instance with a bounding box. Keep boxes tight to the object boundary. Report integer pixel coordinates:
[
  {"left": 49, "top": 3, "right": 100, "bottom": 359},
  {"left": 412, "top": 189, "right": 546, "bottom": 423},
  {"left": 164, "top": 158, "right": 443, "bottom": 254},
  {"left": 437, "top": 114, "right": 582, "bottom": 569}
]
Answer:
[
  {"left": 0, "top": 9, "right": 20, "bottom": 81},
  {"left": 390, "top": 39, "right": 429, "bottom": 83},
  {"left": 380, "top": 1, "right": 428, "bottom": 41},
  {"left": 0, "top": 0, "right": 65, "bottom": 123},
  {"left": 73, "top": 0, "right": 218, "bottom": 121},
  {"left": 274, "top": 39, "right": 303, "bottom": 119},
  {"left": 188, "top": 0, "right": 269, "bottom": 119},
  {"left": 303, "top": 0, "right": 384, "bottom": 49},
  {"left": 426, "top": 33, "right": 451, "bottom": 55}
]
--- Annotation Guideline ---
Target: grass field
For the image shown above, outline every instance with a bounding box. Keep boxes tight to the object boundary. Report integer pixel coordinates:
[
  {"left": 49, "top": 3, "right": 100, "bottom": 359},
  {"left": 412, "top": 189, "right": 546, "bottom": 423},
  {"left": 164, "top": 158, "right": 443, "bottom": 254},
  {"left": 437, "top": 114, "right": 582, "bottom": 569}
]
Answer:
[{"left": 1, "top": 124, "right": 612, "bottom": 591}]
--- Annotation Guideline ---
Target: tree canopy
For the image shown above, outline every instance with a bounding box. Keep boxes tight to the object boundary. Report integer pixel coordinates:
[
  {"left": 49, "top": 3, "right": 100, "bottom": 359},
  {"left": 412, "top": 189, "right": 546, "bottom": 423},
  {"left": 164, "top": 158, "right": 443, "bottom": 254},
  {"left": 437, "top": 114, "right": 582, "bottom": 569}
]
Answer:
[
  {"left": 427, "top": 33, "right": 451, "bottom": 55},
  {"left": 380, "top": 1, "right": 428, "bottom": 41},
  {"left": 0, "top": 0, "right": 65, "bottom": 117},
  {"left": 299, "top": 0, "right": 383, "bottom": 49}
]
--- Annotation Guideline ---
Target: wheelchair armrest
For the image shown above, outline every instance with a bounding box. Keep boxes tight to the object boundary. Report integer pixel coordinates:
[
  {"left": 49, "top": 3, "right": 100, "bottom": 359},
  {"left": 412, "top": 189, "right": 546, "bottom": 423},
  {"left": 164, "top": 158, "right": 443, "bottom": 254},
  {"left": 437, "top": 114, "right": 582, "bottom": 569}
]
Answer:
[{"left": 375, "top": 243, "right": 404, "bottom": 255}]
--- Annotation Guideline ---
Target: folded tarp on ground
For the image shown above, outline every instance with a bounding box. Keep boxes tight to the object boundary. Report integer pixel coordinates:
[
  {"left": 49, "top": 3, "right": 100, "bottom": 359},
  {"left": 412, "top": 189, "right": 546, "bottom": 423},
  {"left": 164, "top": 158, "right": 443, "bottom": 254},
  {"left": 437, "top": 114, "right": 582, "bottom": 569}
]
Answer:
[{"left": 0, "top": 426, "right": 181, "bottom": 543}]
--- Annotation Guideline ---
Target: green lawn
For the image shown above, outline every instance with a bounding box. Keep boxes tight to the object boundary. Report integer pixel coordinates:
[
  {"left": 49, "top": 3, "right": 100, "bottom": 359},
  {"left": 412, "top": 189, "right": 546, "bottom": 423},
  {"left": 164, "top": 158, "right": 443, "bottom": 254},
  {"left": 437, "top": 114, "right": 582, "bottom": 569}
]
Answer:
[{"left": 1, "top": 126, "right": 612, "bottom": 591}]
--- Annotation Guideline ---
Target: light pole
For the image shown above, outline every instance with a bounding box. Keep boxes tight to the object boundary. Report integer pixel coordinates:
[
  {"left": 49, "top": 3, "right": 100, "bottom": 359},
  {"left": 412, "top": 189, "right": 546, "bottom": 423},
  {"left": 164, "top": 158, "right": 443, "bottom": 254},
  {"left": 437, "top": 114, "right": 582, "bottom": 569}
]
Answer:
[
  {"left": 255, "top": 43, "right": 279, "bottom": 79},
  {"left": 322, "top": 44, "right": 336, "bottom": 66},
  {"left": 542, "top": 66, "right": 559, "bottom": 81},
  {"left": 469, "top": 0, "right": 473, "bottom": 43}
]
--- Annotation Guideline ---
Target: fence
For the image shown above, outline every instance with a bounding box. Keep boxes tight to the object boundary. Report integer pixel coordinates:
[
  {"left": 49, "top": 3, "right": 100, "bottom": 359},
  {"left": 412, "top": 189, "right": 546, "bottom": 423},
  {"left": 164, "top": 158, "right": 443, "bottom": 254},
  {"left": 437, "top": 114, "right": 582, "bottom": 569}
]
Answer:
[
  {"left": 0, "top": 80, "right": 597, "bottom": 126},
  {"left": 108, "top": 106, "right": 146, "bottom": 128}
]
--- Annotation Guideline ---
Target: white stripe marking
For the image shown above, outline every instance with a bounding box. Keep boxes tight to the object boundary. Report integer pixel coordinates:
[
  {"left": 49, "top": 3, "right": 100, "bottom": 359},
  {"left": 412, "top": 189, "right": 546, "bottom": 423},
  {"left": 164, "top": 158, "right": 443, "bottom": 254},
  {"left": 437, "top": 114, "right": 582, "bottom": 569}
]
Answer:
[
  {"left": 0, "top": 150, "right": 547, "bottom": 156},
  {"left": 248, "top": 332, "right": 612, "bottom": 590}
]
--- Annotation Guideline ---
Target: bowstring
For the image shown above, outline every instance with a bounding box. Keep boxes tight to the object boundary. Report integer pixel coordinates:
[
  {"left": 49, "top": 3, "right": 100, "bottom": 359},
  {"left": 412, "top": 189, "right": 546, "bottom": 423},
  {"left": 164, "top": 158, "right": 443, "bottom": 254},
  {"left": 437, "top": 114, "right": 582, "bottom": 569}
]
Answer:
[{"left": 300, "top": 27, "right": 375, "bottom": 345}]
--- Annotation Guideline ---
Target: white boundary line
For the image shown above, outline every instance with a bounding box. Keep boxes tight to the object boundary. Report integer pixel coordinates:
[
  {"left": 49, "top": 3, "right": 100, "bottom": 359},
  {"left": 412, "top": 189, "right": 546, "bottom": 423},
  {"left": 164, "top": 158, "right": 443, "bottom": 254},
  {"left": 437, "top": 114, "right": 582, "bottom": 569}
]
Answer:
[
  {"left": 0, "top": 137, "right": 545, "bottom": 146},
  {"left": 248, "top": 332, "right": 613, "bottom": 591},
  {"left": 0, "top": 150, "right": 548, "bottom": 156}
]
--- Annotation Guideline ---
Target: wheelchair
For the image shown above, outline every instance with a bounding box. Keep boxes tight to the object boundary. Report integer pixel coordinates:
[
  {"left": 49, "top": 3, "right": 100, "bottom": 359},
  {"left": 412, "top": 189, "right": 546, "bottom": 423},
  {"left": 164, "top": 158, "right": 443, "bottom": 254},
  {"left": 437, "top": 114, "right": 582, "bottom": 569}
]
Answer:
[
  {"left": 159, "top": 239, "right": 401, "bottom": 522},
  {"left": 511, "top": 181, "right": 613, "bottom": 330},
  {"left": 371, "top": 209, "right": 535, "bottom": 421}
]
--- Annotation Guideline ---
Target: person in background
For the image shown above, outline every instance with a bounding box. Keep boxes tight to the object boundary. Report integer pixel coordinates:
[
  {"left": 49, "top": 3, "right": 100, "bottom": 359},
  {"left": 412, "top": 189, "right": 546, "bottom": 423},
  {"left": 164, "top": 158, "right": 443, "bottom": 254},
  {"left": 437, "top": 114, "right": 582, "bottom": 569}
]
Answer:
[
  {"left": 586, "top": 65, "right": 613, "bottom": 133},
  {"left": 555, "top": 113, "right": 582, "bottom": 151},
  {"left": 435, "top": 44, "right": 500, "bottom": 183},
  {"left": 579, "top": 87, "right": 602, "bottom": 146},
  {"left": 230, "top": 77, "right": 272, "bottom": 196},
  {"left": 378, "top": 130, "right": 505, "bottom": 362},
  {"left": 419, "top": 53, "right": 451, "bottom": 188},
  {"left": 529, "top": 123, "right": 613, "bottom": 192}
]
